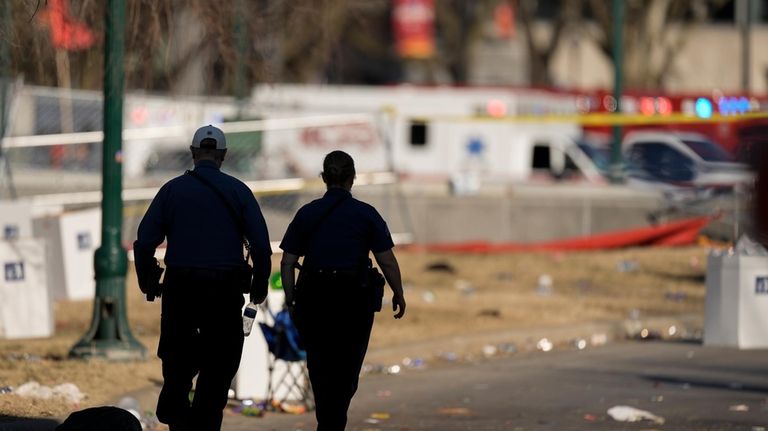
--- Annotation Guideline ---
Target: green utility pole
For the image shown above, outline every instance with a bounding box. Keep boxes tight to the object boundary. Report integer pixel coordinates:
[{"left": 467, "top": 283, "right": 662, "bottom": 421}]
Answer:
[
  {"left": 609, "top": 0, "right": 624, "bottom": 184},
  {"left": 70, "top": 0, "right": 146, "bottom": 360}
]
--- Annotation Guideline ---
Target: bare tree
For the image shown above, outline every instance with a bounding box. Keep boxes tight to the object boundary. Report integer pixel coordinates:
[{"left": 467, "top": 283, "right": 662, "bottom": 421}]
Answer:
[
  {"left": 585, "top": 0, "right": 722, "bottom": 89},
  {"left": 512, "top": 0, "right": 582, "bottom": 87}
]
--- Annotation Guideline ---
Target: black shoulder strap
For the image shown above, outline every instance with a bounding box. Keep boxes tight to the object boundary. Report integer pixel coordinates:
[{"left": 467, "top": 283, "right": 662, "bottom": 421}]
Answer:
[{"left": 186, "top": 170, "right": 250, "bottom": 252}]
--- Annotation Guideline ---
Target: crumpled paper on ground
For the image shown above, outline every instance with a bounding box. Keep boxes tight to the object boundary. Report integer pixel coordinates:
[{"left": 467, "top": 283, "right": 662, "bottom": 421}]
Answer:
[{"left": 607, "top": 405, "right": 665, "bottom": 424}]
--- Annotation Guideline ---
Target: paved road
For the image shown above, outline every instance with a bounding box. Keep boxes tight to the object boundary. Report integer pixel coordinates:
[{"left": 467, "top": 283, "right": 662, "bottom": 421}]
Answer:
[{"left": 223, "top": 340, "right": 768, "bottom": 431}]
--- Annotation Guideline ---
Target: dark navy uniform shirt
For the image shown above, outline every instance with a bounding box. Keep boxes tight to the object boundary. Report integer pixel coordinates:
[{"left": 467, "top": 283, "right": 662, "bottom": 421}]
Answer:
[
  {"left": 280, "top": 188, "right": 394, "bottom": 269},
  {"left": 134, "top": 160, "right": 272, "bottom": 288}
]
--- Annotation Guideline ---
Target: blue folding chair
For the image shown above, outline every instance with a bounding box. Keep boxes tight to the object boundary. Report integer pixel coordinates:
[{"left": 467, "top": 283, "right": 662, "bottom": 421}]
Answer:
[{"left": 258, "top": 299, "right": 314, "bottom": 411}]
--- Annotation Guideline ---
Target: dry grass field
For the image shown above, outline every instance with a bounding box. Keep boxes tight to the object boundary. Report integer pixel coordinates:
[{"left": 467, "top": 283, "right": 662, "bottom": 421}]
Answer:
[{"left": 0, "top": 245, "right": 714, "bottom": 419}]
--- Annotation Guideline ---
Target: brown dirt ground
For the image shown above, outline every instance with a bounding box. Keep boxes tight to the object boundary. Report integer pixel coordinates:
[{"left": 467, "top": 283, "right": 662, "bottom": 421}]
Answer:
[{"left": 0, "top": 245, "right": 715, "bottom": 419}]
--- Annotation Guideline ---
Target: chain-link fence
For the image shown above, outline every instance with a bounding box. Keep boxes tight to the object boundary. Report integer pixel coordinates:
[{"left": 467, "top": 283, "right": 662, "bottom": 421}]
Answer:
[{"left": 0, "top": 85, "right": 413, "bottom": 245}]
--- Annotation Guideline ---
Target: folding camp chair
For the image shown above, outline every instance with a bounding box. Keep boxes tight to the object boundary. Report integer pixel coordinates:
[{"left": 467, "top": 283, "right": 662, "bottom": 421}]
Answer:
[{"left": 258, "top": 298, "right": 314, "bottom": 412}]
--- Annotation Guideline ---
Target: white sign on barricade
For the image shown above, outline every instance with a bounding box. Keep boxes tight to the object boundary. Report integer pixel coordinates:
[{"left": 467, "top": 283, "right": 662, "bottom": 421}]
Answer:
[
  {"left": 0, "top": 239, "right": 53, "bottom": 339},
  {"left": 704, "top": 252, "right": 768, "bottom": 349},
  {"left": 231, "top": 288, "right": 308, "bottom": 402},
  {"left": 33, "top": 208, "right": 101, "bottom": 301},
  {"left": 0, "top": 200, "right": 34, "bottom": 241}
]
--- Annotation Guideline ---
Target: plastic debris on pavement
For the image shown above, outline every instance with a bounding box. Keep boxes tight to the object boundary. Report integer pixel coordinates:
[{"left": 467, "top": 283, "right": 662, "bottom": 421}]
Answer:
[
  {"left": 535, "top": 274, "right": 554, "bottom": 296},
  {"left": 574, "top": 339, "right": 588, "bottom": 350},
  {"left": 635, "top": 328, "right": 662, "bottom": 341},
  {"left": 15, "top": 381, "right": 85, "bottom": 405},
  {"left": 499, "top": 343, "right": 517, "bottom": 354},
  {"left": 668, "top": 325, "right": 678, "bottom": 336},
  {"left": 607, "top": 405, "right": 665, "bottom": 424},
  {"left": 616, "top": 260, "right": 639, "bottom": 272},
  {"left": 422, "top": 291, "right": 436, "bottom": 304},
  {"left": 583, "top": 413, "right": 597, "bottom": 421},
  {"left": 0, "top": 386, "right": 12, "bottom": 394},
  {"left": 402, "top": 357, "right": 425, "bottom": 370},
  {"left": 387, "top": 365, "right": 401, "bottom": 375},
  {"left": 590, "top": 333, "right": 608, "bottom": 346},
  {"left": 729, "top": 404, "right": 750, "bottom": 412},
  {"left": 370, "top": 412, "right": 390, "bottom": 420},
  {"left": 438, "top": 352, "right": 458, "bottom": 362},
  {"left": 454, "top": 279, "right": 476, "bottom": 296},
  {"left": 536, "top": 338, "right": 553, "bottom": 352},
  {"left": 482, "top": 345, "right": 498, "bottom": 357}
]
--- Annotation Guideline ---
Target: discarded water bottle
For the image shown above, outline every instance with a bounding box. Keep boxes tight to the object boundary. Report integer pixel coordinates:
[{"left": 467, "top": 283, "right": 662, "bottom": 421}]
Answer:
[{"left": 243, "top": 303, "right": 258, "bottom": 336}]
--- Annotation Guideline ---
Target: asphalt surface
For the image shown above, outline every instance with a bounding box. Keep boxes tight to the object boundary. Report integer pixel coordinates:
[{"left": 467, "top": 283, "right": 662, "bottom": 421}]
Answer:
[{"left": 223, "top": 340, "right": 768, "bottom": 431}]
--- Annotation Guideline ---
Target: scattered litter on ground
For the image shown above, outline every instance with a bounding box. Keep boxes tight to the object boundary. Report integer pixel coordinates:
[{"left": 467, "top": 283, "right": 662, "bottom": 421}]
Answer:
[
  {"left": 536, "top": 274, "right": 554, "bottom": 296},
  {"left": 583, "top": 414, "right": 597, "bottom": 421},
  {"left": 438, "top": 407, "right": 471, "bottom": 416},
  {"left": 5, "top": 352, "right": 41, "bottom": 362},
  {"left": 574, "top": 339, "right": 588, "bottom": 350},
  {"left": 422, "top": 291, "right": 436, "bottom": 303},
  {"left": 15, "top": 381, "right": 85, "bottom": 405},
  {"left": 477, "top": 308, "right": 501, "bottom": 318},
  {"left": 361, "top": 364, "right": 385, "bottom": 375},
  {"left": 370, "top": 412, "right": 390, "bottom": 420},
  {"left": 499, "top": 343, "right": 517, "bottom": 354},
  {"left": 482, "top": 345, "right": 498, "bottom": 357},
  {"left": 0, "top": 386, "right": 12, "bottom": 394},
  {"left": 425, "top": 261, "right": 455, "bottom": 273},
  {"left": 729, "top": 404, "right": 749, "bottom": 412},
  {"left": 607, "top": 405, "right": 665, "bottom": 424},
  {"left": 668, "top": 326, "right": 677, "bottom": 336},
  {"left": 454, "top": 279, "right": 476, "bottom": 296},
  {"left": 616, "top": 260, "right": 639, "bottom": 272},
  {"left": 438, "top": 352, "right": 458, "bottom": 362},
  {"left": 402, "top": 357, "right": 425, "bottom": 369},
  {"left": 591, "top": 333, "right": 608, "bottom": 346},
  {"left": 635, "top": 328, "right": 662, "bottom": 341},
  {"left": 387, "top": 365, "right": 401, "bottom": 375},
  {"left": 536, "top": 338, "right": 553, "bottom": 352}
]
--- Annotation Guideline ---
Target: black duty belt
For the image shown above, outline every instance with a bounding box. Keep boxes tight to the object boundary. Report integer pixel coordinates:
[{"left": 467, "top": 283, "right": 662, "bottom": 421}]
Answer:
[{"left": 167, "top": 267, "right": 237, "bottom": 279}]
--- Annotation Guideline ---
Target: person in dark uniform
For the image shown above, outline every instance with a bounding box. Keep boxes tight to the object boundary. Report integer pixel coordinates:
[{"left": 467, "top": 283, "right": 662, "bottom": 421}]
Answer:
[
  {"left": 133, "top": 125, "right": 272, "bottom": 431},
  {"left": 280, "top": 150, "right": 406, "bottom": 431}
]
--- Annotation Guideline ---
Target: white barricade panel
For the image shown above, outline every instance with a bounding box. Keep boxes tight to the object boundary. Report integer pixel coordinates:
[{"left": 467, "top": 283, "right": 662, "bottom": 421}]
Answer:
[
  {"left": 59, "top": 209, "right": 101, "bottom": 300},
  {"left": 704, "top": 253, "right": 768, "bottom": 349},
  {"left": 0, "top": 239, "right": 53, "bottom": 339},
  {"left": 0, "top": 200, "right": 34, "bottom": 240},
  {"left": 33, "top": 208, "right": 101, "bottom": 301},
  {"left": 232, "top": 288, "right": 307, "bottom": 401}
]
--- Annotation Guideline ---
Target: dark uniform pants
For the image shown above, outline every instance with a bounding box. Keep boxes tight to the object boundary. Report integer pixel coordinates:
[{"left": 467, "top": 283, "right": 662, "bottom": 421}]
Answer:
[
  {"left": 293, "top": 271, "right": 375, "bottom": 431},
  {"left": 156, "top": 268, "right": 245, "bottom": 431}
]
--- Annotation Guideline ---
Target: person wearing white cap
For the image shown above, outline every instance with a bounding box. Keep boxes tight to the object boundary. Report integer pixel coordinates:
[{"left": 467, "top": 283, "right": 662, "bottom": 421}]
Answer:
[{"left": 134, "top": 125, "right": 272, "bottom": 431}]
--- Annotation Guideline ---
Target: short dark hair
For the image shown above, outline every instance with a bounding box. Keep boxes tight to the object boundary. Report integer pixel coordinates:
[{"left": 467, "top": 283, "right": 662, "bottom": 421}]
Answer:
[
  {"left": 191, "top": 147, "right": 226, "bottom": 161},
  {"left": 322, "top": 150, "right": 355, "bottom": 186}
]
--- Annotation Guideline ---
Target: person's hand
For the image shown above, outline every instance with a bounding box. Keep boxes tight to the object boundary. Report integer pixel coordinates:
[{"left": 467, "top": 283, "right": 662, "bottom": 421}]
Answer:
[{"left": 392, "top": 293, "right": 406, "bottom": 319}]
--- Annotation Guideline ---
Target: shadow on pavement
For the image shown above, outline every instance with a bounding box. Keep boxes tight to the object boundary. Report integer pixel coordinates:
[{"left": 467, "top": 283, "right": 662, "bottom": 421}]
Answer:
[{"left": 642, "top": 374, "right": 768, "bottom": 395}]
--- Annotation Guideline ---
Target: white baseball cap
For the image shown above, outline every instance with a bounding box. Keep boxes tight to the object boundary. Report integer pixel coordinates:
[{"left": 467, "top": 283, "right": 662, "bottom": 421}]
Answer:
[{"left": 191, "top": 125, "right": 227, "bottom": 149}]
